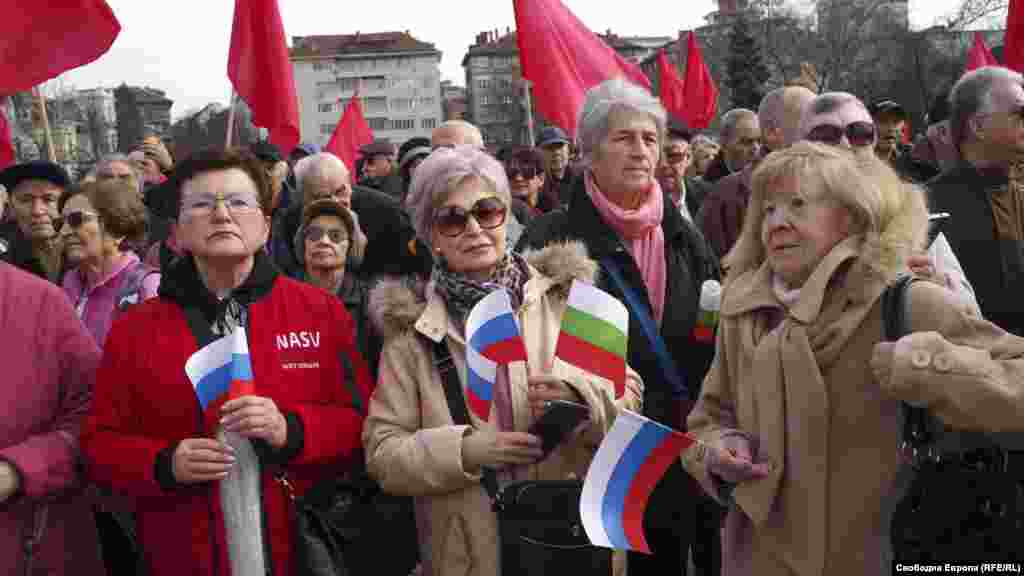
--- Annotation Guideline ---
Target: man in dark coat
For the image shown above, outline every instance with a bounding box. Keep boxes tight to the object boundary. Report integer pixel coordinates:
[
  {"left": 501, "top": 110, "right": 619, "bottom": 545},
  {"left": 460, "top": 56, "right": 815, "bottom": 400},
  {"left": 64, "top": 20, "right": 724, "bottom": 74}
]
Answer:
[
  {"left": 0, "top": 161, "right": 69, "bottom": 281},
  {"left": 928, "top": 67, "right": 1024, "bottom": 336},
  {"left": 357, "top": 139, "right": 403, "bottom": 199},
  {"left": 702, "top": 108, "right": 761, "bottom": 184}
]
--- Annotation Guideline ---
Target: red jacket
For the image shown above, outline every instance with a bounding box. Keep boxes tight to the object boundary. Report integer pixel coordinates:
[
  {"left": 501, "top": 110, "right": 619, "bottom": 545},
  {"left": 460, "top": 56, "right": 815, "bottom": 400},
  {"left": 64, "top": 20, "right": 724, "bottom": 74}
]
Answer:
[{"left": 81, "top": 256, "right": 372, "bottom": 576}]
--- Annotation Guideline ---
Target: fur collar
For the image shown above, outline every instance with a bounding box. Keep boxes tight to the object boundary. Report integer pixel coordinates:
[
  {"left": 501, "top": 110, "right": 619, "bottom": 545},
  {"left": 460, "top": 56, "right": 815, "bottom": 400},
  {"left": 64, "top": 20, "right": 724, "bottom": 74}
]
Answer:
[{"left": 369, "top": 241, "right": 596, "bottom": 342}]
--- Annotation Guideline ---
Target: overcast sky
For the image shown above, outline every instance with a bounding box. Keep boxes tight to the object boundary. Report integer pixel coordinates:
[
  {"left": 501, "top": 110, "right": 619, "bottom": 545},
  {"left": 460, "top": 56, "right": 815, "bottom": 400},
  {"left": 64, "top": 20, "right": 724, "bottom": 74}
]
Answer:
[{"left": 61, "top": 0, "right": 970, "bottom": 119}]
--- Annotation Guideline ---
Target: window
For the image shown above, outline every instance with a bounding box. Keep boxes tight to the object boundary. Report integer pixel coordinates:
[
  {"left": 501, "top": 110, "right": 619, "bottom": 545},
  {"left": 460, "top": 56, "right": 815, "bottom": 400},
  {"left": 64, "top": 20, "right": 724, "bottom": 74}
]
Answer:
[
  {"left": 363, "top": 96, "right": 387, "bottom": 113},
  {"left": 421, "top": 117, "right": 437, "bottom": 130},
  {"left": 500, "top": 78, "right": 513, "bottom": 90},
  {"left": 503, "top": 95, "right": 513, "bottom": 105},
  {"left": 391, "top": 98, "right": 414, "bottom": 112},
  {"left": 392, "top": 119, "right": 415, "bottom": 130},
  {"left": 318, "top": 102, "right": 334, "bottom": 113},
  {"left": 422, "top": 77, "right": 434, "bottom": 89},
  {"left": 419, "top": 97, "right": 436, "bottom": 109},
  {"left": 313, "top": 62, "right": 329, "bottom": 72},
  {"left": 479, "top": 94, "right": 490, "bottom": 106},
  {"left": 321, "top": 123, "right": 335, "bottom": 135},
  {"left": 474, "top": 56, "right": 490, "bottom": 67},
  {"left": 367, "top": 117, "right": 390, "bottom": 131},
  {"left": 336, "top": 60, "right": 355, "bottom": 72},
  {"left": 477, "top": 78, "right": 491, "bottom": 90}
]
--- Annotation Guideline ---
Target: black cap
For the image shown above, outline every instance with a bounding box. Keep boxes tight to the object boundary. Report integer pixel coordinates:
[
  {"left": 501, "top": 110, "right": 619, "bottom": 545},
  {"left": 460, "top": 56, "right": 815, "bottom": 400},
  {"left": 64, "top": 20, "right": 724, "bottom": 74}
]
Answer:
[
  {"left": 250, "top": 141, "right": 283, "bottom": 164},
  {"left": 927, "top": 92, "right": 951, "bottom": 125},
  {"left": 0, "top": 161, "right": 71, "bottom": 192},
  {"left": 359, "top": 139, "right": 396, "bottom": 158},
  {"left": 666, "top": 119, "right": 693, "bottom": 141},
  {"left": 869, "top": 100, "right": 907, "bottom": 119}
]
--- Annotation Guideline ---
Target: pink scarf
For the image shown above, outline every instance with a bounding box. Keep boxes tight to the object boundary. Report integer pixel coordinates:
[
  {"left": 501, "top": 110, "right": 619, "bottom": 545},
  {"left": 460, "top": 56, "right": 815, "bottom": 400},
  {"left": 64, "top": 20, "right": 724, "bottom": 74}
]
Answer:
[{"left": 586, "top": 171, "right": 667, "bottom": 323}]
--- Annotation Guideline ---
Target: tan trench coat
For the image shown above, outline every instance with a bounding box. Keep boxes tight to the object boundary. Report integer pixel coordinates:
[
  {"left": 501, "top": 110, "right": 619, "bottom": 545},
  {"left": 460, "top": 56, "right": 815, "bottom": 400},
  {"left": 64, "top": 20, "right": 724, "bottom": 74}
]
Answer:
[
  {"left": 685, "top": 236, "right": 1024, "bottom": 576},
  {"left": 364, "top": 242, "right": 642, "bottom": 576}
]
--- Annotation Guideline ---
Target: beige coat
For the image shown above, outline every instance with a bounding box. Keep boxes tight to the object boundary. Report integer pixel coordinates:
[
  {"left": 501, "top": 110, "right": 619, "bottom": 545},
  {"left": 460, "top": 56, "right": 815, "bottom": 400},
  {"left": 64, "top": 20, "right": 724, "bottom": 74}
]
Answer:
[
  {"left": 685, "top": 236, "right": 1024, "bottom": 576},
  {"left": 364, "top": 242, "right": 642, "bottom": 576}
]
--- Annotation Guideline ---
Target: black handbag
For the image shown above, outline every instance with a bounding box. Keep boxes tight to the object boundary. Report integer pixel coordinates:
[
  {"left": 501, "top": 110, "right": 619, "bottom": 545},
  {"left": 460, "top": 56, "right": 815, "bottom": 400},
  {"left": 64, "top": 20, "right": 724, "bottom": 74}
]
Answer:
[
  {"left": 427, "top": 337, "right": 612, "bottom": 576},
  {"left": 280, "top": 351, "right": 420, "bottom": 576},
  {"left": 883, "top": 276, "right": 1024, "bottom": 562}
]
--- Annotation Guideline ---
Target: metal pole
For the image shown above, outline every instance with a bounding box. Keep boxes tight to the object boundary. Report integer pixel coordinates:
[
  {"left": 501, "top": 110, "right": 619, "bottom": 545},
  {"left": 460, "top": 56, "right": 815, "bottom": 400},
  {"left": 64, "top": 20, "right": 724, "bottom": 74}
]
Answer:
[
  {"left": 523, "top": 79, "right": 535, "bottom": 147},
  {"left": 225, "top": 90, "right": 237, "bottom": 149}
]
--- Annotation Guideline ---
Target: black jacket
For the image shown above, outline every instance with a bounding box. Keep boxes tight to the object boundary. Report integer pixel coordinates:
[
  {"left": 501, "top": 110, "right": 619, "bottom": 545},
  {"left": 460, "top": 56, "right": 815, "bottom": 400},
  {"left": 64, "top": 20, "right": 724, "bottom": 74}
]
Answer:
[
  {"left": 0, "top": 220, "right": 48, "bottom": 280},
  {"left": 272, "top": 185, "right": 432, "bottom": 280},
  {"left": 701, "top": 153, "right": 732, "bottom": 184},
  {"left": 516, "top": 177, "right": 720, "bottom": 426},
  {"left": 928, "top": 162, "right": 1024, "bottom": 336}
]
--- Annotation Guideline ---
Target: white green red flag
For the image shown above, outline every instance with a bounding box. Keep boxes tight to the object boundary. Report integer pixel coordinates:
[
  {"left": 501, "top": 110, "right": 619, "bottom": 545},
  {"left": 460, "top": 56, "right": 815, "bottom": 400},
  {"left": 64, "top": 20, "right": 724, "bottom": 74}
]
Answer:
[{"left": 556, "top": 280, "right": 629, "bottom": 398}]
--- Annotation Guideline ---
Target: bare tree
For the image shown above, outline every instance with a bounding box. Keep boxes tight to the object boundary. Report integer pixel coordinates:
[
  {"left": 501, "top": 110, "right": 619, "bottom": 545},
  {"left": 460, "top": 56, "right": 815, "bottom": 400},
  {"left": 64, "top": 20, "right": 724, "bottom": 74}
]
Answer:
[{"left": 936, "top": 0, "right": 1008, "bottom": 31}]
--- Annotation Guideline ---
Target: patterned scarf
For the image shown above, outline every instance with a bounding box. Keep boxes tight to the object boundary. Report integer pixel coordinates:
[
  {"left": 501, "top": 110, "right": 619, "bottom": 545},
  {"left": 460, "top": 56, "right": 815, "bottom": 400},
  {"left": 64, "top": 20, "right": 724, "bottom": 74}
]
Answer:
[{"left": 432, "top": 252, "right": 531, "bottom": 326}]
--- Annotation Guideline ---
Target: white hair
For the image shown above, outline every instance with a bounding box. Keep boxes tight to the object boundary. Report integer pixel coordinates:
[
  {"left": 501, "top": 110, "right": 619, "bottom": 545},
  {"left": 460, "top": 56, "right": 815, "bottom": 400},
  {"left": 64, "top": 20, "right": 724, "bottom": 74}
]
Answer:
[
  {"left": 950, "top": 66, "right": 1024, "bottom": 147},
  {"left": 576, "top": 77, "right": 666, "bottom": 167},
  {"left": 432, "top": 120, "right": 484, "bottom": 147},
  {"left": 294, "top": 152, "right": 349, "bottom": 201}
]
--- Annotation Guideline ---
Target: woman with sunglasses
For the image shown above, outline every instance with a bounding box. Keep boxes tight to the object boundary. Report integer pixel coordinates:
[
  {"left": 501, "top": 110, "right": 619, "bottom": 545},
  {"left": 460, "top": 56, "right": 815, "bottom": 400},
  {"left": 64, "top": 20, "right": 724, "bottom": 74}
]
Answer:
[
  {"left": 364, "top": 144, "right": 641, "bottom": 576},
  {"left": 503, "top": 146, "right": 553, "bottom": 224},
  {"left": 292, "top": 198, "right": 379, "bottom": 378},
  {"left": 59, "top": 179, "right": 158, "bottom": 348}
]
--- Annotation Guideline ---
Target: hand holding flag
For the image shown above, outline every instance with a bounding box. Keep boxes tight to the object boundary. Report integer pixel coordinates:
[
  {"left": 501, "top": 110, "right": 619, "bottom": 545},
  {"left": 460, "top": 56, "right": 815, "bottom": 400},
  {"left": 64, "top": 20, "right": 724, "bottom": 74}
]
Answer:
[{"left": 185, "top": 327, "right": 255, "bottom": 411}]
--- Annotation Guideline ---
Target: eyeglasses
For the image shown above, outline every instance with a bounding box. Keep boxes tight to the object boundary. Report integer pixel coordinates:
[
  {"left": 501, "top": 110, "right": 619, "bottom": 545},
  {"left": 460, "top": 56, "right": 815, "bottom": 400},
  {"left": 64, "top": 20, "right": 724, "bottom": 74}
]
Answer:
[
  {"left": 504, "top": 162, "right": 538, "bottom": 180},
  {"left": 304, "top": 225, "right": 349, "bottom": 244},
  {"left": 806, "top": 122, "right": 876, "bottom": 148},
  {"left": 433, "top": 197, "right": 507, "bottom": 238},
  {"left": 56, "top": 210, "right": 99, "bottom": 230},
  {"left": 180, "top": 192, "right": 262, "bottom": 217}
]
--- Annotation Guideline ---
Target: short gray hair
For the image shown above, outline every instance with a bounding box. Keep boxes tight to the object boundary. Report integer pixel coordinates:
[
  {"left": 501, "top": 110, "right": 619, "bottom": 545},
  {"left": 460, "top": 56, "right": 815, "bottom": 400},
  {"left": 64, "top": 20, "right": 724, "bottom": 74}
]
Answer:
[
  {"left": 294, "top": 152, "right": 349, "bottom": 201},
  {"left": 407, "top": 145, "right": 510, "bottom": 250},
  {"left": 576, "top": 78, "right": 667, "bottom": 167},
  {"left": 432, "top": 120, "right": 484, "bottom": 147},
  {"left": 719, "top": 108, "right": 758, "bottom": 144},
  {"left": 95, "top": 153, "right": 143, "bottom": 194},
  {"left": 950, "top": 66, "right": 1024, "bottom": 148},
  {"left": 797, "top": 92, "right": 866, "bottom": 140}
]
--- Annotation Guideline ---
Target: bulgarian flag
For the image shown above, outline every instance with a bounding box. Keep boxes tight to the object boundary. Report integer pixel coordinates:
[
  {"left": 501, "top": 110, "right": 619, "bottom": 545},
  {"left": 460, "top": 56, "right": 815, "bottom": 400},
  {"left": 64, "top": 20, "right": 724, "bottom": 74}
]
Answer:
[{"left": 556, "top": 280, "right": 629, "bottom": 397}]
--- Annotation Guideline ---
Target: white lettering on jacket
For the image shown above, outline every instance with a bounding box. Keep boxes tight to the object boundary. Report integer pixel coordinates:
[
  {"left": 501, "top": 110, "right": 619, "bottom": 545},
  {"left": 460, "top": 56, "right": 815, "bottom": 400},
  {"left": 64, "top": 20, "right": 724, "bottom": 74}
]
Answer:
[{"left": 275, "top": 331, "right": 322, "bottom": 350}]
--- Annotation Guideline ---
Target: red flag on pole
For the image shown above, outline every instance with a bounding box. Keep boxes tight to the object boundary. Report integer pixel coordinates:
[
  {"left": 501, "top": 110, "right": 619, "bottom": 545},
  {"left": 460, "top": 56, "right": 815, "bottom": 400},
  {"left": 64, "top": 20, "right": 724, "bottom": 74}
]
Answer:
[
  {"left": 657, "top": 50, "right": 687, "bottom": 127},
  {"left": 1006, "top": 0, "right": 1024, "bottom": 72},
  {"left": 227, "top": 0, "right": 300, "bottom": 154},
  {"left": 0, "top": 1, "right": 120, "bottom": 94},
  {"left": 513, "top": 0, "right": 652, "bottom": 138},
  {"left": 325, "top": 89, "right": 374, "bottom": 173},
  {"left": 965, "top": 32, "right": 999, "bottom": 72},
  {"left": 0, "top": 108, "right": 15, "bottom": 169},
  {"left": 680, "top": 32, "right": 718, "bottom": 131}
]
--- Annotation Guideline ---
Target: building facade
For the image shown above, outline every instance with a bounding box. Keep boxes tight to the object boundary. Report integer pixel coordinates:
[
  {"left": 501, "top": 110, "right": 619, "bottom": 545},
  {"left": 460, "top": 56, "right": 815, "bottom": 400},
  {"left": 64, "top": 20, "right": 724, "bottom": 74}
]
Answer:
[
  {"left": 114, "top": 85, "right": 173, "bottom": 153},
  {"left": 461, "top": 29, "right": 668, "bottom": 147},
  {"left": 441, "top": 80, "right": 467, "bottom": 121},
  {"left": 290, "top": 31, "right": 443, "bottom": 148}
]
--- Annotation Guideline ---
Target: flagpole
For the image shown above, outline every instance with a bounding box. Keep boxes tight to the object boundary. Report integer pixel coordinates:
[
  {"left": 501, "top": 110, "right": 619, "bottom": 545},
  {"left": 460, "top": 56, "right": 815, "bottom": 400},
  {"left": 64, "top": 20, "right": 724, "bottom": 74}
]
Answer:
[
  {"left": 522, "top": 80, "right": 535, "bottom": 147},
  {"left": 225, "top": 89, "right": 237, "bottom": 149},
  {"left": 34, "top": 87, "right": 56, "bottom": 162}
]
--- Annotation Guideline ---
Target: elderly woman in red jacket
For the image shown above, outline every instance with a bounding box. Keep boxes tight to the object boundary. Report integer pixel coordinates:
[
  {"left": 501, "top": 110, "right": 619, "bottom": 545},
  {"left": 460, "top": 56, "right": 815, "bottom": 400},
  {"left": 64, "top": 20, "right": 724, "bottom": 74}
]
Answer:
[{"left": 82, "top": 147, "right": 372, "bottom": 576}]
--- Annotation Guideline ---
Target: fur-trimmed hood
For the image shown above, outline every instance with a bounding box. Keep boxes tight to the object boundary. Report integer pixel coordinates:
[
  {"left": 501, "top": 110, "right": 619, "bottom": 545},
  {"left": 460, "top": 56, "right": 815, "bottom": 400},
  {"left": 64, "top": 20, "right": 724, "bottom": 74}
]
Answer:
[{"left": 369, "top": 241, "right": 596, "bottom": 342}]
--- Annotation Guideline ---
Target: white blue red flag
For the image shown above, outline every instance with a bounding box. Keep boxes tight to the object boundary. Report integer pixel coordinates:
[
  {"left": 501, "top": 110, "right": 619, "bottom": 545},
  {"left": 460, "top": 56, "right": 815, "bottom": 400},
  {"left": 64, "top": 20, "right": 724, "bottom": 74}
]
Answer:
[
  {"left": 581, "top": 410, "right": 696, "bottom": 553},
  {"left": 465, "top": 289, "right": 528, "bottom": 421},
  {"left": 185, "top": 327, "right": 255, "bottom": 410}
]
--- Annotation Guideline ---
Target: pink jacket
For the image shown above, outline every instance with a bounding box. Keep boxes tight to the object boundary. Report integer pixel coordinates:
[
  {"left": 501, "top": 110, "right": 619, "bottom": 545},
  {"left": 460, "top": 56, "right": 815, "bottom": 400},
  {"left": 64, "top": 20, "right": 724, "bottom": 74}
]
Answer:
[
  {"left": 0, "top": 262, "right": 104, "bottom": 576},
  {"left": 62, "top": 253, "right": 160, "bottom": 349}
]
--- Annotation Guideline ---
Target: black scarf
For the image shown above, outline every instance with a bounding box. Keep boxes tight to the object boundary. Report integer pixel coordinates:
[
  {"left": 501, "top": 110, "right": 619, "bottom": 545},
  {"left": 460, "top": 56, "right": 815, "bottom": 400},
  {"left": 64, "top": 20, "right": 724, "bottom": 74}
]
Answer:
[{"left": 431, "top": 252, "right": 531, "bottom": 326}]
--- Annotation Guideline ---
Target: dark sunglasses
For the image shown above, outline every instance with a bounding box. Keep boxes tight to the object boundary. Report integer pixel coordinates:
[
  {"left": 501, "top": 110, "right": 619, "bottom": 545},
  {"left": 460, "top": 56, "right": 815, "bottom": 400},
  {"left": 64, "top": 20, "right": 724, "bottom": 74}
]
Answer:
[
  {"left": 56, "top": 211, "right": 99, "bottom": 230},
  {"left": 504, "top": 162, "right": 538, "bottom": 180},
  {"left": 433, "top": 197, "right": 507, "bottom": 238},
  {"left": 806, "top": 122, "right": 876, "bottom": 147},
  {"left": 304, "top": 226, "right": 348, "bottom": 244}
]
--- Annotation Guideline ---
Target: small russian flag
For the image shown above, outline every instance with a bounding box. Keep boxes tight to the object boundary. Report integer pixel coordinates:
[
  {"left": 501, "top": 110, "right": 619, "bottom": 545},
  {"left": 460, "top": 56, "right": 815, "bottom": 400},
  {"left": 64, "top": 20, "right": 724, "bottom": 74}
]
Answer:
[
  {"left": 184, "top": 327, "right": 255, "bottom": 411},
  {"left": 465, "top": 290, "right": 528, "bottom": 421},
  {"left": 581, "top": 411, "right": 696, "bottom": 554}
]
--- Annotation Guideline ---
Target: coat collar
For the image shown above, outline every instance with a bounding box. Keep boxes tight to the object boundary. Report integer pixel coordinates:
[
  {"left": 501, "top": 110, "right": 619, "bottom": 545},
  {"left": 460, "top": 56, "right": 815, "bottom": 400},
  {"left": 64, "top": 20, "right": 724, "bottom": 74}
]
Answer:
[
  {"left": 722, "top": 236, "right": 864, "bottom": 324},
  {"left": 158, "top": 249, "right": 280, "bottom": 320}
]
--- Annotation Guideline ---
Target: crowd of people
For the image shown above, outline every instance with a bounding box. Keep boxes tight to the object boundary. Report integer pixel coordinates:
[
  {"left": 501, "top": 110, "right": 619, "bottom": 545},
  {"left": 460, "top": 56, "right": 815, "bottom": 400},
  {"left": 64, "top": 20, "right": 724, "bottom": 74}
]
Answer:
[{"left": 1, "top": 64, "right": 1023, "bottom": 576}]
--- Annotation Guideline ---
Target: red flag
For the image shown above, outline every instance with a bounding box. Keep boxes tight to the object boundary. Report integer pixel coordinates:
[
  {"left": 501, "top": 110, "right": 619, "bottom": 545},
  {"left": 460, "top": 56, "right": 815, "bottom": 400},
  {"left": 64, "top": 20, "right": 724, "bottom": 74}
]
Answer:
[
  {"left": 325, "top": 90, "right": 374, "bottom": 173},
  {"left": 0, "top": 108, "right": 15, "bottom": 169},
  {"left": 1006, "top": 0, "right": 1024, "bottom": 72},
  {"left": 0, "top": 1, "right": 120, "bottom": 94},
  {"left": 227, "top": 0, "right": 300, "bottom": 154},
  {"left": 680, "top": 32, "right": 718, "bottom": 131},
  {"left": 965, "top": 32, "right": 999, "bottom": 72},
  {"left": 657, "top": 50, "right": 688, "bottom": 128},
  {"left": 513, "top": 0, "right": 652, "bottom": 137}
]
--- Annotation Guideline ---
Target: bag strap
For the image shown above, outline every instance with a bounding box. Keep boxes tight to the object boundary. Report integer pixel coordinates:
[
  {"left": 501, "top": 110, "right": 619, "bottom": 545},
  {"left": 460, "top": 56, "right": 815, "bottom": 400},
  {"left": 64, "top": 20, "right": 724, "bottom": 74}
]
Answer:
[
  {"left": 602, "top": 257, "right": 691, "bottom": 400},
  {"left": 426, "top": 337, "right": 501, "bottom": 503},
  {"left": 882, "top": 275, "right": 934, "bottom": 450}
]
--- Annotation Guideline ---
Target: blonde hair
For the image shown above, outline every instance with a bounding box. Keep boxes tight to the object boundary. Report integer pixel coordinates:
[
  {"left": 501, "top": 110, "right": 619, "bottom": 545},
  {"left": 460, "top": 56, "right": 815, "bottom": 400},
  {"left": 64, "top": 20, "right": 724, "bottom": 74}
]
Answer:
[{"left": 725, "top": 141, "right": 928, "bottom": 283}]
